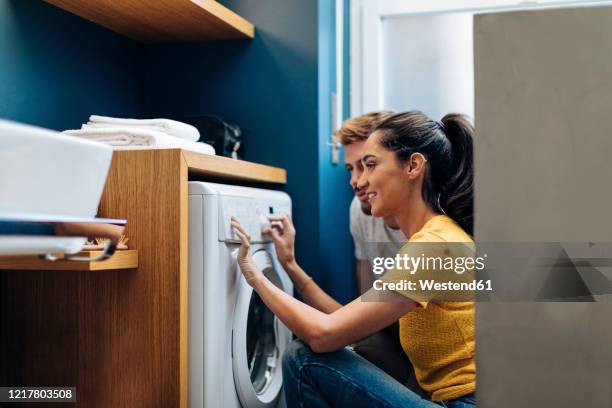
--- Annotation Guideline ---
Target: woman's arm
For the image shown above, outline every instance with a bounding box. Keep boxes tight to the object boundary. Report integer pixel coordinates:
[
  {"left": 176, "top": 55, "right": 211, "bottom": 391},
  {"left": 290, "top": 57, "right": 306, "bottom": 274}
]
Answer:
[
  {"left": 232, "top": 218, "right": 416, "bottom": 353},
  {"left": 265, "top": 214, "right": 342, "bottom": 314},
  {"left": 254, "top": 277, "right": 415, "bottom": 352},
  {"left": 357, "top": 259, "right": 375, "bottom": 295}
]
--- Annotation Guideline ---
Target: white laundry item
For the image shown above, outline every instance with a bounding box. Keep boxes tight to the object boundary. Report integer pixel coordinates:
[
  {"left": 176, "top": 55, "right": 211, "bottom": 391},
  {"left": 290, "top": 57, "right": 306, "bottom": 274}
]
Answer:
[
  {"left": 63, "top": 127, "right": 215, "bottom": 156},
  {"left": 86, "top": 115, "right": 200, "bottom": 142},
  {"left": 82, "top": 123, "right": 191, "bottom": 140}
]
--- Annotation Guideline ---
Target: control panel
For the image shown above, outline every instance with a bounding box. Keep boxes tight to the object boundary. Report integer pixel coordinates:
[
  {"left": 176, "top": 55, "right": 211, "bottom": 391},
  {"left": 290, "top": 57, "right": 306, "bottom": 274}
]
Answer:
[{"left": 218, "top": 195, "right": 291, "bottom": 243}]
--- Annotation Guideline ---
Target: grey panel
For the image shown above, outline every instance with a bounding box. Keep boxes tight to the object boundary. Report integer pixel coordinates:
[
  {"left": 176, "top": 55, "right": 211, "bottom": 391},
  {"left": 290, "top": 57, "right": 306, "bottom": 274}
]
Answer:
[{"left": 475, "top": 6, "right": 612, "bottom": 407}]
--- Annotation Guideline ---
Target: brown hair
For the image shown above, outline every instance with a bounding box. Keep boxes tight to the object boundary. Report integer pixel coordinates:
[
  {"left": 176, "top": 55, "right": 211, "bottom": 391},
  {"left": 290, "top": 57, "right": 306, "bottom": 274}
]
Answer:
[
  {"left": 375, "top": 111, "right": 474, "bottom": 236},
  {"left": 333, "top": 110, "right": 394, "bottom": 145}
]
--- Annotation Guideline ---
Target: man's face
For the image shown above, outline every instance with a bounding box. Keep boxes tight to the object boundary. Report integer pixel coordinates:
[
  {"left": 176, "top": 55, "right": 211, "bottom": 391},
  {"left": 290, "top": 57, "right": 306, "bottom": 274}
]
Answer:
[{"left": 344, "top": 141, "right": 372, "bottom": 215}]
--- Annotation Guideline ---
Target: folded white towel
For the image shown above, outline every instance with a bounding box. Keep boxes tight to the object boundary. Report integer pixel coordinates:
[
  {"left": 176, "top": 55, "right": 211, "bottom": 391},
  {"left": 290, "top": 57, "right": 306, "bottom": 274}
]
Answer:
[
  {"left": 86, "top": 115, "right": 200, "bottom": 142},
  {"left": 63, "top": 127, "right": 215, "bottom": 156}
]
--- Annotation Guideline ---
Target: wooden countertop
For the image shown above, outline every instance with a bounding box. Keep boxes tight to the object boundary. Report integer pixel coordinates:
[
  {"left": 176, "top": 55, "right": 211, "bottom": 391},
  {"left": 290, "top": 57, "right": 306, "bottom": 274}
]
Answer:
[
  {"left": 112, "top": 149, "right": 286, "bottom": 184},
  {"left": 181, "top": 149, "right": 286, "bottom": 184}
]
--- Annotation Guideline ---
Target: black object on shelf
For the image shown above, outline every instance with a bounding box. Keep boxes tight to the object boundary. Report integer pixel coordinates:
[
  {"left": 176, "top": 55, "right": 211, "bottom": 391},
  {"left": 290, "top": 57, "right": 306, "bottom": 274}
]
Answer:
[{"left": 176, "top": 115, "right": 243, "bottom": 159}]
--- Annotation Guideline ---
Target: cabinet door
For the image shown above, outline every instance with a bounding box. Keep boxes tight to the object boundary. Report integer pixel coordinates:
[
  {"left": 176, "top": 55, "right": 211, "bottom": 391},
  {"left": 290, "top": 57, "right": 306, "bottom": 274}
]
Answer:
[{"left": 475, "top": 6, "right": 612, "bottom": 407}]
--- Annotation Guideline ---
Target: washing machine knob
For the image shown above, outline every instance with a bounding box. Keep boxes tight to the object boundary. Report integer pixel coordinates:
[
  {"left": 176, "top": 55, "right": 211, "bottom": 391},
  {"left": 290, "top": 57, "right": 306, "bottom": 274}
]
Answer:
[{"left": 259, "top": 214, "right": 271, "bottom": 233}]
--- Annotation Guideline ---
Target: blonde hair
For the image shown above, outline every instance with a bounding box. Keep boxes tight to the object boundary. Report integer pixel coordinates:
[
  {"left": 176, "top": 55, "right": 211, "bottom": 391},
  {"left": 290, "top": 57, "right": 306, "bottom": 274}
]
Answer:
[{"left": 333, "top": 110, "right": 394, "bottom": 145}]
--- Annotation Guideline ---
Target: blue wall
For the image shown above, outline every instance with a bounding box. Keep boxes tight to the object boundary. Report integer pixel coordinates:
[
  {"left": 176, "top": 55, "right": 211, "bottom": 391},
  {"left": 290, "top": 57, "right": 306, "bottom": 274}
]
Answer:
[
  {"left": 142, "top": 0, "right": 326, "bottom": 297},
  {"left": 143, "top": 0, "right": 355, "bottom": 302},
  {"left": 0, "top": 0, "right": 356, "bottom": 303},
  {"left": 0, "top": 0, "right": 143, "bottom": 130}
]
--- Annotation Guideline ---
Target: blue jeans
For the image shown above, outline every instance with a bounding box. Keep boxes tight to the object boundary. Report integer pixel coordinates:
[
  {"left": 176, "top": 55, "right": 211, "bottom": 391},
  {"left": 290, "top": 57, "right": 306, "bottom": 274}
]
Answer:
[{"left": 282, "top": 340, "right": 475, "bottom": 408}]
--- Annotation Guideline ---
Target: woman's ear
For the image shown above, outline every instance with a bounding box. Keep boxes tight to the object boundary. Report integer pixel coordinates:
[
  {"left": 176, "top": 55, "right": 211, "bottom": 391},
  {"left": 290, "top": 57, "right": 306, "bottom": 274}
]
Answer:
[{"left": 405, "top": 152, "right": 427, "bottom": 180}]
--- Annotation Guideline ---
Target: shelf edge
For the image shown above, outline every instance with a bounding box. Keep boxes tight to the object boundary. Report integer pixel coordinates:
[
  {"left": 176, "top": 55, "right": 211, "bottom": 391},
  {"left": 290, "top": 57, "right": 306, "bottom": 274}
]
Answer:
[{"left": 0, "top": 250, "right": 138, "bottom": 271}]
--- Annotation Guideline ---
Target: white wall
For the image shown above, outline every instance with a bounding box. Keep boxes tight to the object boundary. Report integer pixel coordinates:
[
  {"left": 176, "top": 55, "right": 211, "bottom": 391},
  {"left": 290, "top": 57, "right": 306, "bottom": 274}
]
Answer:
[{"left": 381, "top": 13, "right": 474, "bottom": 120}]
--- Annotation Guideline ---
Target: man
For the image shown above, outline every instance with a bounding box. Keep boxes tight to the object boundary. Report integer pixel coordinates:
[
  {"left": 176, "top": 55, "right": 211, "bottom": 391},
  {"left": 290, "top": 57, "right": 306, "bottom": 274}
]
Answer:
[{"left": 334, "top": 111, "right": 426, "bottom": 397}]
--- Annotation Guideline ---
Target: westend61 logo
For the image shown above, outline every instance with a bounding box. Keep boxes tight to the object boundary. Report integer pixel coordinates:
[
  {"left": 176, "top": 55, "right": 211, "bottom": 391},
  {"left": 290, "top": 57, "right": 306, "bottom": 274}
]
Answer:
[
  {"left": 364, "top": 242, "right": 612, "bottom": 301},
  {"left": 371, "top": 253, "right": 488, "bottom": 275},
  {"left": 369, "top": 252, "right": 492, "bottom": 298}
]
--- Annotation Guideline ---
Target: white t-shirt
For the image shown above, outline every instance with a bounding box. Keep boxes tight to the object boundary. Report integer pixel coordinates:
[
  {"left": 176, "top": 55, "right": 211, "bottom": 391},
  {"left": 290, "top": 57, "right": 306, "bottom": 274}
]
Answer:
[{"left": 349, "top": 196, "right": 406, "bottom": 271}]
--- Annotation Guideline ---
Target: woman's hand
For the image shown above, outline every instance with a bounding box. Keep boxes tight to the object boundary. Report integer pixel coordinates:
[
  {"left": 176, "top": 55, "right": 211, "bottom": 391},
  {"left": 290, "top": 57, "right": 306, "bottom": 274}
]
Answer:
[
  {"left": 264, "top": 214, "right": 297, "bottom": 268},
  {"left": 230, "top": 217, "right": 265, "bottom": 288}
]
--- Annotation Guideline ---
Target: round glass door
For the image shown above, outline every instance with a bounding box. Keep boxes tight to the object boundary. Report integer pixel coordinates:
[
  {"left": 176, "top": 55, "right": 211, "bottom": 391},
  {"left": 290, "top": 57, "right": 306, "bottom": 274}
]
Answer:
[
  {"left": 246, "top": 287, "right": 278, "bottom": 394},
  {"left": 233, "top": 248, "right": 290, "bottom": 408}
]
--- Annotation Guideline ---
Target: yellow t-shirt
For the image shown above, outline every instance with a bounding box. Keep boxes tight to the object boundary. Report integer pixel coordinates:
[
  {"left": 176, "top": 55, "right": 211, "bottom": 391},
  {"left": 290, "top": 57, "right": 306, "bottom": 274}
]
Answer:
[{"left": 381, "top": 215, "right": 476, "bottom": 401}]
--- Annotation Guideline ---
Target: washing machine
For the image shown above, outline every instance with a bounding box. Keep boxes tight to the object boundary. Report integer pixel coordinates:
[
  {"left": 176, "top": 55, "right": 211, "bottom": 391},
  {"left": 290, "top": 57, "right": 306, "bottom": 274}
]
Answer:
[{"left": 188, "top": 182, "right": 293, "bottom": 408}]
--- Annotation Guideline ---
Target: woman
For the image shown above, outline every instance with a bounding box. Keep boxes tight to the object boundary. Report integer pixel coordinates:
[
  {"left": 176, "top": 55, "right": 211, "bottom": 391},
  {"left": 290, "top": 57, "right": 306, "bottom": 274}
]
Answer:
[{"left": 231, "top": 111, "right": 476, "bottom": 407}]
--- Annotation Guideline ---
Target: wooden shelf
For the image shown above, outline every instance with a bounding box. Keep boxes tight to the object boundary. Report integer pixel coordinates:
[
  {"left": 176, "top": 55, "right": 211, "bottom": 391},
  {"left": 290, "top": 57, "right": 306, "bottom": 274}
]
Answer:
[
  {"left": 44, "top": 0, "right": 255, "bottom": 43},
  {"left": 0, "top": 250, "right": 138, "bottom": 271},
  {"left": 182, "top": 149, "right": 287, "bottom": 184},
  {"left": 112, "top": 149, "right": 286, "bottom": 184}
]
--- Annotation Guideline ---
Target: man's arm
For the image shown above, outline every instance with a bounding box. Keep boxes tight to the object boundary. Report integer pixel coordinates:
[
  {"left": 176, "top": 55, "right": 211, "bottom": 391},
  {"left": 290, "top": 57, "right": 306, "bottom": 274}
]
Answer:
[
  {"left": 284, "top": 260, "right": 342, "bottom": 314},
  {"left": 266, "top": 214, "right": 342, "bottom": 314}
]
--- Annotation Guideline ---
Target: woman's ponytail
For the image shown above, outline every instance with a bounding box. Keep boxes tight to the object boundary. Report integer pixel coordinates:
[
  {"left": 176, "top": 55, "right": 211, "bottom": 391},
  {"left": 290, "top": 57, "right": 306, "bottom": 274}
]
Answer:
[
  {"left": 375, "top": 111, "right": 474, "bottom": 236},
  {"left": 439, "top": 114, "right": 474, "bottom": 236}
]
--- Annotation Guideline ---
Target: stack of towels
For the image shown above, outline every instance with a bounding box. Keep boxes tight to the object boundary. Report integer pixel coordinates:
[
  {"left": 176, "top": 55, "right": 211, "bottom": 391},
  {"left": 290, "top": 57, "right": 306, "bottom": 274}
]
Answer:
[{"left": 63, "top": 115, "right": 215, "bottom": 156}]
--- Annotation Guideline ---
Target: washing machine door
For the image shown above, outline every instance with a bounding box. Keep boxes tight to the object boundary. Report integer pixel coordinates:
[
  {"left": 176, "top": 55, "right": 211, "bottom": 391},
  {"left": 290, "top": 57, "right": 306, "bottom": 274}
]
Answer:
[{"left": 232, "top": 248, "right": 291, "bottom": 408}]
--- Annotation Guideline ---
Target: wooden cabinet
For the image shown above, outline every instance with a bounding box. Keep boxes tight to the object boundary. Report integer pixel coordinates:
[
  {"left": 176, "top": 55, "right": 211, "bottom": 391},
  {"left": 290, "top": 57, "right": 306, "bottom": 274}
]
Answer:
[{"left": 0, "top": 149, "right": 286, "bottom": 407}]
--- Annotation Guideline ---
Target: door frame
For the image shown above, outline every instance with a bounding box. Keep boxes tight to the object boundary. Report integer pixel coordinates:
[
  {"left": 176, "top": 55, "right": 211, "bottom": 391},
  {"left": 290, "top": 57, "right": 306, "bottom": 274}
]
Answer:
[{"left": 350, "top": 0, "right": 612, "bottom": 116}]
